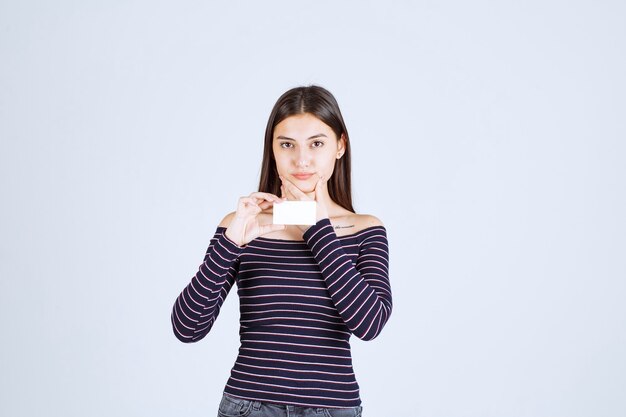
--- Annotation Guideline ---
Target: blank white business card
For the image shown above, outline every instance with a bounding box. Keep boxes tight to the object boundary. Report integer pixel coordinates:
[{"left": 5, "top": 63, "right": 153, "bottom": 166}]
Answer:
[{"left": 273, "top": 201, "right": 317, "bottom": 225}]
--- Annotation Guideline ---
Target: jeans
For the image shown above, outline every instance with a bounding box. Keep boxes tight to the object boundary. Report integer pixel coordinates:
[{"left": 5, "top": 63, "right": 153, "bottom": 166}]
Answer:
[{"left": 217, "top": 393, "right": 363, "bottom": 417}]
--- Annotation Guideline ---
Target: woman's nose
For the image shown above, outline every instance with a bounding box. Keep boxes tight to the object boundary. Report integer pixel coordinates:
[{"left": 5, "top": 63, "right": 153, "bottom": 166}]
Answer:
[{"left": 295, "top": 151, "right": 311, "bottom": 168}]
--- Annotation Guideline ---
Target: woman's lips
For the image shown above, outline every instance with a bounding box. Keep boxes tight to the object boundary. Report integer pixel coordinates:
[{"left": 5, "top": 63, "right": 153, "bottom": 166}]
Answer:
[{"left": 293, "top": 173, "right": 314, "bottom": 180}]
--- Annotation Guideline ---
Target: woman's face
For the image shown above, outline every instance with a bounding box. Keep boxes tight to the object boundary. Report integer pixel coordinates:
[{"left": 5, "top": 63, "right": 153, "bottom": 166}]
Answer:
[{"left": 272, "top": 113, "right": 345, "bottom": 193}]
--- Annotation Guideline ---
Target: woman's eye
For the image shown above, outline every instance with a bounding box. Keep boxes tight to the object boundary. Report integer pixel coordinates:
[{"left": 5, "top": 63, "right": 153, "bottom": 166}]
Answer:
[
  {"left": 312, "top": 141, "right": 324, "bottom": 148},
  {"left": 280, "top": 142, "right": 293, "bottom": 149}
]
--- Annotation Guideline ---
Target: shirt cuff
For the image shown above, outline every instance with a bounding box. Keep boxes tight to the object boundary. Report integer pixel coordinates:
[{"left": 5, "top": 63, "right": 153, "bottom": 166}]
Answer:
[
  {"left": 218, "top": 230, "right": 246, "bottom": 255},
  {"left": 302, "top": 217, "right": 334, "bottom": 242}
]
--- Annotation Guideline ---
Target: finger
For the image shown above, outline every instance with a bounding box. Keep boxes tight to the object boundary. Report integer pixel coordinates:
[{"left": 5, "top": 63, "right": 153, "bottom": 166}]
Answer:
[
  {"left": 247, "top": 196, "right": 274, "bottom": 208},
  {"left": 315, "top": 172, "right": 326, "bottom": 194},
  {"left": 238, "top": 197, "right": 256, "bottom": 208},
  {"left": 258, "top": 199, "right": 275, "bottom": 210},
  {"left": 248, "top": 192, "right": 282, "bottom": 202},
  {"left": 280, "top": 176, "right": 308, "bottom": 199},
  {"left": 280, "top": 183, "right": 295, "bottom": 200},
  {"left": 282, "top": 183, "right": 299, "bottom": 201},
  {"left": 315, "top": 172, "right": 323, "bottom": 186},
  {"left": 245, "top": 202, "right": 262, "bottom": 214},
  {"left": 238, "top": 197, "right": 261, "bottom": 213},
  {"left": 248, "top": 192, "right": 276, "bottom": 200},
  {"left": 239, "top": 197, "right": 261, "bottom": 206}
]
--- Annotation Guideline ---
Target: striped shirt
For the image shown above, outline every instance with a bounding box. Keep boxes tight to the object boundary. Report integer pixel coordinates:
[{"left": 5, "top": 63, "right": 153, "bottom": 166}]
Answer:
[{"left": 171, "top": 217, "right": 392, "bottom": 408}]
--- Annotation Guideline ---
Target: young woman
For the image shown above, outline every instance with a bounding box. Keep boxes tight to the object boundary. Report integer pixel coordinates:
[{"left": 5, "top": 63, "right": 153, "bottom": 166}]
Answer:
[{"left": 171, "top": 85, "right": 392, "bottom": 417}]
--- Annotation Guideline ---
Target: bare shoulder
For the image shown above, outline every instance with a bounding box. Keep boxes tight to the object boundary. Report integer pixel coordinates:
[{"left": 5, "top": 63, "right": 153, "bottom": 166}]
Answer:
[
  {"left": 353, "top": 214, "right": 385, "bottom": 230},
  {"left": 218, "top": 211, "right": 236, "bottom": 228},
  {"left": 333, "top": 213, "right": 384, "bottom": 236}
]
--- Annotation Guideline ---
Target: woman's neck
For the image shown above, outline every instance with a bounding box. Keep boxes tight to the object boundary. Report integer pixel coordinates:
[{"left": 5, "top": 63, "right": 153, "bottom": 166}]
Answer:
[{"left": 303, "top": 189, "right": 352, "bottom": 218}]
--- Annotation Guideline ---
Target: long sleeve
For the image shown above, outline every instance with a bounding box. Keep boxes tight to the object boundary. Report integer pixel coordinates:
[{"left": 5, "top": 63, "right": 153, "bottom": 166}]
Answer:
[
  {"left": 171, "top": 227, "right": 243, "bottom": 343},
  {"left": 303, "top": 218, "right": 392, "bottom": 341}
]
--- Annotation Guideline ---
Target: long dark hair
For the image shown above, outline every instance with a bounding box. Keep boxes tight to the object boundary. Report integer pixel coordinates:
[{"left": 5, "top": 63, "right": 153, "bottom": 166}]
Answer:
[{"left": 258, "top": 85, "right": 354, "bottom": 212}]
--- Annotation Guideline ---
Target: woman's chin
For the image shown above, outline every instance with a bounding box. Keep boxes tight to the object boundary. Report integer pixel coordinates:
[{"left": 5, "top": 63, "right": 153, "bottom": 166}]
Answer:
[{"left": 291, "top": 179, "right": 315, "bottom": 193}]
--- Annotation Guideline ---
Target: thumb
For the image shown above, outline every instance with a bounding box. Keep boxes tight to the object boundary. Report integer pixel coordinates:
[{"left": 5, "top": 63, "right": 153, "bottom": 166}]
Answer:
[{"left": 315, "top": 174, "right": 325, "bottom": 200}]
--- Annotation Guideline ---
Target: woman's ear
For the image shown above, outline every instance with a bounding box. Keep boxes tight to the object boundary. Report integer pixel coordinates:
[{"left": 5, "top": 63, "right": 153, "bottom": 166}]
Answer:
[{"left": 337, "top": 133, "right": 346, "bottom": 157}]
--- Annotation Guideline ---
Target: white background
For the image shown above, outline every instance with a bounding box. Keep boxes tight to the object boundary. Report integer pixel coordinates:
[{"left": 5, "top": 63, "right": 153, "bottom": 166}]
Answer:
[{"left": 1, "top": 1, "right": 625, "bottom": 416}]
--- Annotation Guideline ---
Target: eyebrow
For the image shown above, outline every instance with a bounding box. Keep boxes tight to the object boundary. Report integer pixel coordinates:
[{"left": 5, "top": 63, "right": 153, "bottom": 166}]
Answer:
[{"left": 275, "top": 133, "right": 328, "bottom": 141}]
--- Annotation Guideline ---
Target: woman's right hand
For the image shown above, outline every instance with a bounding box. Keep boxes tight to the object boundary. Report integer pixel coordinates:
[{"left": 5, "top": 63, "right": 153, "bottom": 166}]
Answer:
[{"left": 224, "top": 192, "right": 286, "bottom": 247}]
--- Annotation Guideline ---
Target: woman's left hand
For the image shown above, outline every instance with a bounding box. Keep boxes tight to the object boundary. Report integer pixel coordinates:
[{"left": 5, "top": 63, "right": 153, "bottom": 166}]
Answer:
[{"left": 280, "top": 173, "right": 329, "bottom": 233}]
